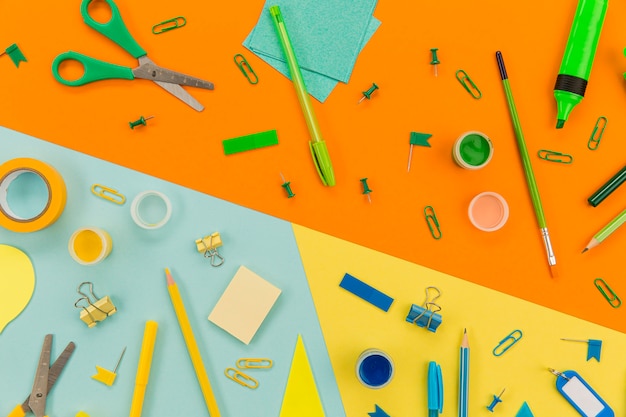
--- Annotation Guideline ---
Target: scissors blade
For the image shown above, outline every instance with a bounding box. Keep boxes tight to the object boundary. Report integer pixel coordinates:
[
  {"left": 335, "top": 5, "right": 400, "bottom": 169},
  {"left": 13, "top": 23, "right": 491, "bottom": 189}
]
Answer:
[
  {"left": 133, "top": 57, "right": 214, "bottom": 89},
  {"left": 135, "top": 57, "right": 209, "bottom": 112},
  {"left": 21, "top": 341, "right": 76, "bottom": 413},
  {"left": 28, "top": 335, "right": 52, "bottom": 417}
]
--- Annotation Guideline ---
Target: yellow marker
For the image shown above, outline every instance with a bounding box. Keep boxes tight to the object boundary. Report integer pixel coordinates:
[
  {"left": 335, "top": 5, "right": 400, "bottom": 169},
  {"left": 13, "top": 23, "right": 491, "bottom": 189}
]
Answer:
[
  {"left": 129, "top": 321, "right": 158, "bottom": 417},
  {"left": 92, "top": 347, "right": 127, "bottom": 386},
  {"left": 165, "top": 268, "right": 221, "bottom": 417},
  {"left": 76, "top": 412, "right": 91, "bottom": 417}
]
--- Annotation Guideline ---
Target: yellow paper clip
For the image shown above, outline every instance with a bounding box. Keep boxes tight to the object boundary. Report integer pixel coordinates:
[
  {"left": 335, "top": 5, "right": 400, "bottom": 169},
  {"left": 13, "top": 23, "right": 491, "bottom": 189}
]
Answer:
[
  {"left": 195, "top": 232, "right": 225, "bottom": 267},
  {"left": 91, "top": 184, "right": 126, "bottom": 204},
  {"left": 594, "top": 278, "right": 621, "bottom": 308},
  {"left": 234, "top": 54, "right": 258, "bottom": 85},
  {"left": 588, "top": 116, "right": 607, "bottom": 150},
  {"left": 74, "top": 282, "right": 117, "bottom": 327},
  {"left": 236, "top": 358, "right": 273, "bottom": 369},
  {"left": 152, "top": 16, "right": 186, "bottom": 34},
  {"left": 225, "top": 367, "right": 259, "bottom": 389},
  {"left": 455, "top": 69, "right": 482, "bottom": 99},
  {"left": 537, "top": 150, "right": 573, "bottom": 164},
  {"left": 424, "top": 206, "right": 442, "bottom": 239},
  {"left": 493, "top": 329, "right": 523, "bottom": 356}
]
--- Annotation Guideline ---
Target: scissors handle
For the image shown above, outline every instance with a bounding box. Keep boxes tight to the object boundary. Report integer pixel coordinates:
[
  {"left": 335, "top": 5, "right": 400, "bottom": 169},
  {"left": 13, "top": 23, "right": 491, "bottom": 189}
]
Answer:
[
  {"left": 52, "top": 51, "right": 134, "bottom": 86},
  {"left": 80, "top": 0, "right": 146, "bottom": 59}
]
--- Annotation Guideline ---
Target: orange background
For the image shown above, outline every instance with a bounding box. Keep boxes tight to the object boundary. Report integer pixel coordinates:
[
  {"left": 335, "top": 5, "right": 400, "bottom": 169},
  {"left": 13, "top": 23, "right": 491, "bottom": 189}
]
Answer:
[{"left": 1, "top": 0, "right": 626, "bottom": 333}]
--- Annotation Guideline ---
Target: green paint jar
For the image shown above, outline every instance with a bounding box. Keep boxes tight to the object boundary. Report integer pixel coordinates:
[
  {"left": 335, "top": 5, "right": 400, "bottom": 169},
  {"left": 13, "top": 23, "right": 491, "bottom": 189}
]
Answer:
[{"left": 452, "top": 131, "right": 493, "bottom": 169}]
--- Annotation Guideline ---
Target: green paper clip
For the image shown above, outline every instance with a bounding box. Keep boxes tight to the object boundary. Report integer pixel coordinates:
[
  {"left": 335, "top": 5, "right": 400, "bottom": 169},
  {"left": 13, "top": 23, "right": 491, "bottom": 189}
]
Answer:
[
  {"left": 588, "top": 116, "right": 607, "bottom": 150},
  {"left": 424, "top": 206, "right": 442, "bottom": 239},
  {"left": 234, "top": 54, "right": 258, "bottom": 84},
  {"left": 456, "top": 70, "right": 481, "bottom": 99},
  {"left": 594, "top": 278, "right": 621, "bottom": 308},
  {"left": 537, "top": 150, "right": 573, "bottom": 164},
  {"left": 152, "top": 16, "right": 186, "bottom": 34}
]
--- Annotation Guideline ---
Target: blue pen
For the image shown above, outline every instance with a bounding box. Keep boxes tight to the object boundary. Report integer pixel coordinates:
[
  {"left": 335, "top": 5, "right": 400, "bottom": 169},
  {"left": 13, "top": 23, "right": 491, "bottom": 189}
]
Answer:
[{"left": 428, "top": 361, "right": 444, "bottom": 417}]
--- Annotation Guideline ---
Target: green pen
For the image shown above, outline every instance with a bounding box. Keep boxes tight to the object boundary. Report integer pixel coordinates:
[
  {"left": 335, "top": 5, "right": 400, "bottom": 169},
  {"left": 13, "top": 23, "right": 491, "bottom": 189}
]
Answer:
[
  {"left": 269, "top": 5, "right": 335, "bottom": 186},
  {"left": 554, "top": 0, "right": 608, "bottom": 129},
  {"left": 583, "top": 208, "right": 626, "bottom": 253}
]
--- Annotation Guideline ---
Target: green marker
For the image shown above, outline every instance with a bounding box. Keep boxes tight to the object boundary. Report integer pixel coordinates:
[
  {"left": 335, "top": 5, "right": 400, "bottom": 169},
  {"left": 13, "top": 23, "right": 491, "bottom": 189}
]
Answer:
[{"left": 554, "top": 0, "right": 608, "bottom": 129}]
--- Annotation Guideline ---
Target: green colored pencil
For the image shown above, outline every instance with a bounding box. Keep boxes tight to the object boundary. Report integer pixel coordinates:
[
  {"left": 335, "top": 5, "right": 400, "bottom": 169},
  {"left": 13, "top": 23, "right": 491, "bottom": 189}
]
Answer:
[
  {"left": 496, "top": 51, "right": 557, "bottom": 277},
  {"left": 583, "top": 208, "right": 626, "bottom": 253}
]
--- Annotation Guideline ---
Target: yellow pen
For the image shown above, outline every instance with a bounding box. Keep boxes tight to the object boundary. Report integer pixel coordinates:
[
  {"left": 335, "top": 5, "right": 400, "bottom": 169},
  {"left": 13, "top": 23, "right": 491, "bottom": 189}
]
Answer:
[
  {"left": 129, "top": 320, "right": 158, "bottom": 417},
  {"left": 269, "top": 5, "right": 336, "bottom": 186},
  {"left": 165, "top": 268, "right": 221, "bottom": 417}
]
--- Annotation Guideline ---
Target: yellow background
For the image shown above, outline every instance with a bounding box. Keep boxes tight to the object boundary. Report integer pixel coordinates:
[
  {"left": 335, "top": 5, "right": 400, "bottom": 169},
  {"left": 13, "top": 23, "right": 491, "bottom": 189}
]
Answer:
[{"left": 294, "top": 224, "right": 626, "bottom": 416}]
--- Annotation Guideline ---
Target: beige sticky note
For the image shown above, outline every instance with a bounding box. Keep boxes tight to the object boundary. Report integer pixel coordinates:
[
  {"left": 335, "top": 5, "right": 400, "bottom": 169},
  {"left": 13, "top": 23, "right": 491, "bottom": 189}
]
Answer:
[{"left": 208, "top": 265, "right": 281, "bottom": 344}]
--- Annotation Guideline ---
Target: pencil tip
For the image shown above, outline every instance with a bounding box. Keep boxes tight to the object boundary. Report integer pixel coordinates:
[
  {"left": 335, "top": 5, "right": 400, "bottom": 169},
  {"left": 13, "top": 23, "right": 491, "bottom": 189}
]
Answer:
[
  {"left": 165, "top": 268, "right": 175, "bottom": 285},
  {"left": 581, "top": 248, "right": 588, "bottom": 254}
]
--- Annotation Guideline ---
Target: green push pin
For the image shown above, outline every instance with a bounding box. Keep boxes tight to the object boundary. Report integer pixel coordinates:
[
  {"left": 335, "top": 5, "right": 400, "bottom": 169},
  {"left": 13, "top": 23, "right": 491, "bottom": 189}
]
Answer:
[
  {"left": 358, "top": 83, "right": 379, "bottom": 104},
  {"left": 430, "top": 48, "right": 440, "bottom": 77},
  {"left": 280, "top": 173, "right": 295, "bottom": 198},
  {"left": 360, "top": 178, "right": 372, "bottom": 203},
  {"left": 129, "top": 115, "right": 154, "bottom": 129}
]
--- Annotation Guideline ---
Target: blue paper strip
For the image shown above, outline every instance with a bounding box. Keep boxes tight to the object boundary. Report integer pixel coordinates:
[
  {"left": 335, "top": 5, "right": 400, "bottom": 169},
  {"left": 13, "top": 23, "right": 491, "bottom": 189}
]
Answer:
[{"left": 340, "top": 273, "right": 393, "bottom": 311}]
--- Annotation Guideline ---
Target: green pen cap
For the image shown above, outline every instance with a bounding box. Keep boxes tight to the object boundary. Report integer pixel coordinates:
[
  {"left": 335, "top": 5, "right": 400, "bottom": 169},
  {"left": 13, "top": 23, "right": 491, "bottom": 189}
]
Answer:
[
  {"left": 553, "top": 0, "right": 608, "bottom": 128},
  {"left": 309, "top": 140, "right": 335, "bottom": 186}
]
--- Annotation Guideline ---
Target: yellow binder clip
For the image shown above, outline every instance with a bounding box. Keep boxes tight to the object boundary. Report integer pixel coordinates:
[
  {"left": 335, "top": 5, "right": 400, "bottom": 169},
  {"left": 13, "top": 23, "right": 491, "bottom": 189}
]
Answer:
[
  {"left": 74, "top": 282, "right": 117, "bottom": 327},
  {"left": 225, "top": 367, "right": 259, "bottom": 389},
  {"left": 91, "top": 184, "right": 126, "bottom": 204},
  {"left": 195, "top": 232, "right": 225, "bottom": 267}
]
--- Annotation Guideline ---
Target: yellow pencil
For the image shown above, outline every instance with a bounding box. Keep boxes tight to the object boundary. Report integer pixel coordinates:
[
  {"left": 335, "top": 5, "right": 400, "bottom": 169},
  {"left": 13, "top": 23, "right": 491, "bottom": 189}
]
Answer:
[
  {"left": 129, "top": 320, "right": 158, "bottom": 417},
  {"left": 165, "top": 268, "right": 221, "bottom": 417}
]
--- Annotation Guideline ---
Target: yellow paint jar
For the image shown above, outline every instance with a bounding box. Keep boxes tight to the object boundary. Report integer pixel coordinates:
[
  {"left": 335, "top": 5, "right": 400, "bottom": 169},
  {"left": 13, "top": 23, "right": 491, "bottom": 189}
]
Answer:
[{"left": 68, "top": 226, "right": 112, "bottom": 265}]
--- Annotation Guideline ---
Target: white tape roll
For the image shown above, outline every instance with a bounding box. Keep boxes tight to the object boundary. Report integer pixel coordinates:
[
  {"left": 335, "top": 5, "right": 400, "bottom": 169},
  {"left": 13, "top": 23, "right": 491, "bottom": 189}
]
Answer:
[{"left": 130, "top": 190, "right": 172, "bottom": 229}]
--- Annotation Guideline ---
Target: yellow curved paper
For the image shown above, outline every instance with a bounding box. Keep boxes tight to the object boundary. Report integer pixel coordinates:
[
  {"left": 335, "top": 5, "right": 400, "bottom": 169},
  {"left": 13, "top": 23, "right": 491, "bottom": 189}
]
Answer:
[{"left": 0, "top": 244, "right": 35, "bottom": 333}]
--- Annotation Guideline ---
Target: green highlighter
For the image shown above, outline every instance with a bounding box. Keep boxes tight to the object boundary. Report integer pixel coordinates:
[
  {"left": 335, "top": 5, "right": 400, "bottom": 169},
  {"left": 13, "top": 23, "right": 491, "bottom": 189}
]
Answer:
[
  {"left": 269, "top": 5, "right": 336, "bottom": 186},
  {"left": 554, "top": 0, "right": 608, "bottom": 129}
]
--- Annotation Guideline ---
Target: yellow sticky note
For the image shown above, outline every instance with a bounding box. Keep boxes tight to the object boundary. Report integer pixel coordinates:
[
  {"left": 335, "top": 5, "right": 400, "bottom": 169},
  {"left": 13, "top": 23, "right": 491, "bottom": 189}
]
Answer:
[
  {"left": 208, "top": 265, "right": 281, "bottom": 344},
  {"left": 0, "top": 245, "right": 35, "bottom": 333},
  {"left": 280, "top": 334, "right": 325, "bottom": 417}
]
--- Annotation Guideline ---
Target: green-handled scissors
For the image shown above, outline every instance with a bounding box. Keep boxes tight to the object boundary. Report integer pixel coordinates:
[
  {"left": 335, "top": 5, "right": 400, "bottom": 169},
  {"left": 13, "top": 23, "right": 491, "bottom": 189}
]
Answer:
[{"left": 52, "top": 0, "right": 213, "bottom": 111}]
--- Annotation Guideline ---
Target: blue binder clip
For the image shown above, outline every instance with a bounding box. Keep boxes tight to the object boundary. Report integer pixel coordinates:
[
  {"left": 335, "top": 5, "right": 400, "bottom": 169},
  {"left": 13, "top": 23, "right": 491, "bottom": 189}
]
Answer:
[{"left": 406, "top": 286, "right": 442, "bottom": 332}]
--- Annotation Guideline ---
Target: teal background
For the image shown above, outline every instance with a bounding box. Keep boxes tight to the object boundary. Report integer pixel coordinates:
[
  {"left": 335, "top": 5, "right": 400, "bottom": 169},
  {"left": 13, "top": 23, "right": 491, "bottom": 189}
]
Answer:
[{"left": 0, "top": 127, "right": 345, "bottom": 417}]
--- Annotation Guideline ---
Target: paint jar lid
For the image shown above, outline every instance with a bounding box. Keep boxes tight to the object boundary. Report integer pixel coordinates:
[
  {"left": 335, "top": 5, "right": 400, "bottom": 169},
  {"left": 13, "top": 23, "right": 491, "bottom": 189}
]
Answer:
[
  {"left": 468, "top": 192, "right": 509, "bottom": 232},
  {"left": 453, "top": 131, "right": 493, "bottom": 169},
  {"left": 356, "top": 349, "right": 394, "bottom": 389}
]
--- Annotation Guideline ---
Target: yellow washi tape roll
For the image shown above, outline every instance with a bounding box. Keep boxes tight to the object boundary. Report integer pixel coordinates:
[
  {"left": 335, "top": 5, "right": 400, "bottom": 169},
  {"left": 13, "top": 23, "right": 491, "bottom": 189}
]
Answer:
[{"left": 0, "top": 158, "right": 67, "bottom": 232}]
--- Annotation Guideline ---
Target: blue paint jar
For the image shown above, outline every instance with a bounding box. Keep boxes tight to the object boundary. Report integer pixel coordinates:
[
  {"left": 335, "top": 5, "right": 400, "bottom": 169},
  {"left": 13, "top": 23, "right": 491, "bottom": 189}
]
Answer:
[{"left": 355, "top": 349, "right": 394, "bottom": 389}]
